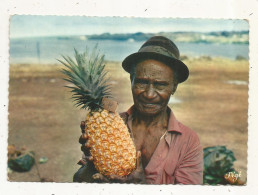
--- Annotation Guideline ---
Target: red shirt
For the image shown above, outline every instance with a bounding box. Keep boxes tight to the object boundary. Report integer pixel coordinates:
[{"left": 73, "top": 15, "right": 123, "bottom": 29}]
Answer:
[{"left": 122, "top": 106, "right": 203, "bottom": 184}]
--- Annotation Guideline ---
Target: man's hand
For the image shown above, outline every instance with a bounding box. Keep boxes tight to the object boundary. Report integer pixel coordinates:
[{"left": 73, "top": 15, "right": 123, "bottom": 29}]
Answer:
[
  {"left": 78, "top": 121, "right": 94, "bottom": 164},
  {"left": 92, "top": 151, "right": 145, "bottom": 184}
]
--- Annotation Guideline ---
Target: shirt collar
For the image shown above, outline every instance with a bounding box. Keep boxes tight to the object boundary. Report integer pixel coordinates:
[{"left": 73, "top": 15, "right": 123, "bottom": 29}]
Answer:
[
  {"left": 166, "top": 107, "right": 182, "bottom": 134},
  {"left": 126, "top": 105, "right": 134, "bottom": 116}
]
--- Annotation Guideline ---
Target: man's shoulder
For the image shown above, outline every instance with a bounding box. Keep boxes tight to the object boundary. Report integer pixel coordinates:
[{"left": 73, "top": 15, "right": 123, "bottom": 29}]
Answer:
[
  {"left": 176, "top": 120, "right": 201, "bottom": 144},
  {"left": 168, "top": 107, "right": 200, "bottom": 143}
]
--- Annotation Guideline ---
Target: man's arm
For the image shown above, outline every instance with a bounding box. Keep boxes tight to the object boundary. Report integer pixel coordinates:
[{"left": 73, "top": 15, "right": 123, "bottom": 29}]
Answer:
[{"left": 174, "top": 133, "right": 203, "bottom": 184}]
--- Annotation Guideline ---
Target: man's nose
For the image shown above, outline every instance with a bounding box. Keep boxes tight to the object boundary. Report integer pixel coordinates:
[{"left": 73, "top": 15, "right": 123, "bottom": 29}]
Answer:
[{"left": 144, "top": 84, "right": 156, "bottom": 99}]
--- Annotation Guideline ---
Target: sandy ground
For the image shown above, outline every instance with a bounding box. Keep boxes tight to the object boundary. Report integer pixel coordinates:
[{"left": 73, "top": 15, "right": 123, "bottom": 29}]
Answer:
[{"left": 8, "top": 57, "right": 248, "bottom": 183}]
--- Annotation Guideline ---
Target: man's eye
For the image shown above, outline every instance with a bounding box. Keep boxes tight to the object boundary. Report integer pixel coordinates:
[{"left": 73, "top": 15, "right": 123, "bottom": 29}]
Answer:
[
  {"left": 155, "top": 82, "right": 168, "bottom": 87},
  {"left": 135, "top": 79, "right": 148, "bottom": 84}
]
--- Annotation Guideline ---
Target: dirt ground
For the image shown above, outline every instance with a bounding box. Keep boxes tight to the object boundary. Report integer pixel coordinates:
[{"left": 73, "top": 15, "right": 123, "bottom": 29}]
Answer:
[{"left": 8, "top": 57, "right": 248, "bottom": 183}]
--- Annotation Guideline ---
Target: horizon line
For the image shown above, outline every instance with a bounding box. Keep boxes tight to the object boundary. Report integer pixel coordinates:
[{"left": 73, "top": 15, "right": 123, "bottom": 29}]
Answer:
[{"left": 10, "top": 30, "right": 249, "bottom": 39}]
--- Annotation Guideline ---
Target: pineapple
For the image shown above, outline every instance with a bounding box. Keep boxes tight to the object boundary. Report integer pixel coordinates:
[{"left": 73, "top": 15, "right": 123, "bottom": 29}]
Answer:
[{"left": 59, "top": 47, "right": 136, "bottom": 177}]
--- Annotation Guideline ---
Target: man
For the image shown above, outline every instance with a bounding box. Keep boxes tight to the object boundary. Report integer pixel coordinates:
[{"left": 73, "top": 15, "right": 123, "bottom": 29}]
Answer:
[{"left": 74, "top": 36, "right": 203, "bottom": 184}]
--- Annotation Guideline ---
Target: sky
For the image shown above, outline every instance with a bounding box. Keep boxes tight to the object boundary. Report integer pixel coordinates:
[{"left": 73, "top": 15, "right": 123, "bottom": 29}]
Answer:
[{"left": 10, "top": 15, "right": 249, "bottom": 38}]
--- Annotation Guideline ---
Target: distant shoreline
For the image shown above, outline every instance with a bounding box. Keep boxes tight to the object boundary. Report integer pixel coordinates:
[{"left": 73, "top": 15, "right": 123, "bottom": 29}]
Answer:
[
  {"left": 11, "top": 31, "right": 249, "bottom": 45},
  {"left": 10, "top": 34, "right": 249, "bottom": 65}
]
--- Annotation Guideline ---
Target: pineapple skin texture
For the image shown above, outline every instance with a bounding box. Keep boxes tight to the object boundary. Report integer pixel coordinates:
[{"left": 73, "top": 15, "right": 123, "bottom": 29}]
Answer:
[{"left": 85, "top": 109, "right": 136, "bottom": 177}]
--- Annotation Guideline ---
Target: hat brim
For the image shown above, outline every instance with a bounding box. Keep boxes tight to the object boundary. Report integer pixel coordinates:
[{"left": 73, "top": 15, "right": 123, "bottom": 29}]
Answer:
[{"left": 122, "top": 52, "right": 189, "bottom": 83}]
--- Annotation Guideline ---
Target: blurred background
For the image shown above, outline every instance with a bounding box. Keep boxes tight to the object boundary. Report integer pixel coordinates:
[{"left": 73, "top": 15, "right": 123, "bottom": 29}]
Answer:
[{"left": 8, "top": 16, "right": 248, "bottom": 183}]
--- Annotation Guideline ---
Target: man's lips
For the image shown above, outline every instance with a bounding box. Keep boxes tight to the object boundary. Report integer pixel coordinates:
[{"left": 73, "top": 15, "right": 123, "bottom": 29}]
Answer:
[{"left": 140, "top": 102, "right": 159, "bottom": 108}]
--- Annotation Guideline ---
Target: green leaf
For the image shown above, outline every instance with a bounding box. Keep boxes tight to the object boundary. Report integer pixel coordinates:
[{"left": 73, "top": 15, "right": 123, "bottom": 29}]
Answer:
[{"left": 58, "top": 45, "right": 113, "bottom": 110}]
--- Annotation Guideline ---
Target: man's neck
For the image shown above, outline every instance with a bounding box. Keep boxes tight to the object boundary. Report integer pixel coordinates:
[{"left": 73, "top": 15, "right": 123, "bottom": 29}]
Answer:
[{"left": 132, "top": 107, "right": 169, "bottom": 129}]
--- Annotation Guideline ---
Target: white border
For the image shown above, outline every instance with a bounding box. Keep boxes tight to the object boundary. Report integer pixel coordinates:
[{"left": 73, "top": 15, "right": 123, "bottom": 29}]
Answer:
[{"left": 1, "top": 0, "right": 258, "bottom": 194}]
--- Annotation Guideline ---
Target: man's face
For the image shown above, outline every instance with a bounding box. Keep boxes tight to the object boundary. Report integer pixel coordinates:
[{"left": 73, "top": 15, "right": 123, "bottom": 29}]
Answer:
[{"left": 131, "top": 59, "right": 177, "bottom": 116}]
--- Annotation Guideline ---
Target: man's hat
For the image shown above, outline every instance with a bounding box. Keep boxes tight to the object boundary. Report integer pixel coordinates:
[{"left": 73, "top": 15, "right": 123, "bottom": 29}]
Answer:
[{"left": 122, "top": 36, "right": 189, "bottom": 83}]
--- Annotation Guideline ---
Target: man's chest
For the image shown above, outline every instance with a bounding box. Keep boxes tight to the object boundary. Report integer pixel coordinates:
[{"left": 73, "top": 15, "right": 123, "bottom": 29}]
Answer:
[{"left": 132, "top": 126, "right": 167, "bottom": 168}]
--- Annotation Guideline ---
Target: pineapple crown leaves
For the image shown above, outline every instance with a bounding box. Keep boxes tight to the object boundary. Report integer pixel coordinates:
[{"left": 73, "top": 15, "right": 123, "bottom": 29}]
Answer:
[{"left": 58, "top": 46, "right": 113, "bottom": 111}]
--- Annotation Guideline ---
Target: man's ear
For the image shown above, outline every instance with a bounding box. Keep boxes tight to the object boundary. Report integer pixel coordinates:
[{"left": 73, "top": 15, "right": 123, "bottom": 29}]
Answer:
[{"left": 171, "top": 83, "right": 178, "bottom": 95}]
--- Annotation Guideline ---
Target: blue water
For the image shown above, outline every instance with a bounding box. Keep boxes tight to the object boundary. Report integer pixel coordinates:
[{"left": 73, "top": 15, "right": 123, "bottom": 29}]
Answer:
[{"left": 9, "top": 37, "right": 249, "bottom": 64}]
